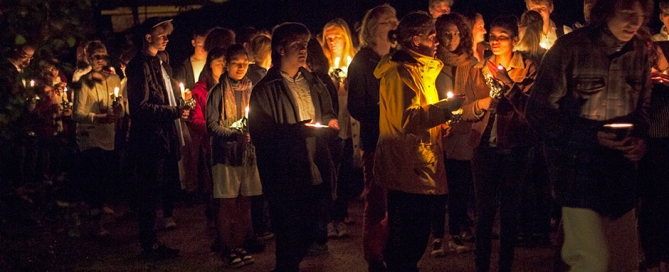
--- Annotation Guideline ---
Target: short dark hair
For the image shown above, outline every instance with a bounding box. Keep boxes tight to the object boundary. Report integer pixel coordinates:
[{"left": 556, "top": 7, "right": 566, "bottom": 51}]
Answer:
[
  {"left": 389, "top": 11, "right": 434, "bottom": 50},
  {"left": 490, "top": 16, "right": 519, "bottom": 38},
  {"left": 660, "top": 0, "right": 669, "bottom": 11},
  {"left": 271, "top": 22, "right": 311, "bottom": 67},
  {"left": 590, "top": 0, "right": 652, "bottom": 28},
  {"left": 236, "top": 26, "right": 259, "bottom": 45},
  {"left": 306, "top": 37, "right": 330, "bottom": 75},
  {"left": 225, "top": 44, "right": 247, "bottom": 62},
  {"left": 435, "top": 13, "right": 474, "bottom": 56},
  {"left": 204, "top": 27, "right": 236, "bottom": 52}
]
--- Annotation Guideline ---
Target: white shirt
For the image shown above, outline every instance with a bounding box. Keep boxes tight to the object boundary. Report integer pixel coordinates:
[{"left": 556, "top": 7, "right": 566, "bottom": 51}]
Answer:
[{"left": 540, "top": 20, "right": 573, "bottom": 50}]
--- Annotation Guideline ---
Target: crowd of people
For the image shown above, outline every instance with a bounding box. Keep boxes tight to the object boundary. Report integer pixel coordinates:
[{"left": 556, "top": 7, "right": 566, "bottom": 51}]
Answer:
[{"left": 1, "top": 0, "right": 668, "bottom": 271}]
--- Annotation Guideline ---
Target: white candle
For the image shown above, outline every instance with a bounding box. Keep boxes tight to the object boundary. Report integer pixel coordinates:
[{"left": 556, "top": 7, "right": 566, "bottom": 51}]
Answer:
[
  {"left": 30, "top": 79, "right": 35, "bottom": 87},
  {"left": 245, "top": 106, "right": 249, "bottom": 119},
  {"left": 114, "top": 87, "right": 119, "bottom": 99},
  {"left": 179, "top": 82, "right": 185, "bottom": 100},
  {"left": 63, "top": 87, "right": 68, "bottom": 102},
  {"left": 346, "top": 56, "right": 352, "bottom": 67}
]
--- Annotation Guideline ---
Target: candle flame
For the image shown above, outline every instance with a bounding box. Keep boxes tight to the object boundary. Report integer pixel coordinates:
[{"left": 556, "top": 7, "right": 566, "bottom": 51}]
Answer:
[
  {"left": 604, "top": 123, "right": 633, "bottom": 128},
  {"left": 346, "top": 56, "right": 352, "bottom": 66},
  {"left": 446, "top": 91, "right": 454, "bottom": 99},
  {"left": 114, "top": 87, "right": 119, "bottom": 98},
  {"left": 30, "top": 80, "right": 35, "bottom": 87},
  {"left": 334, "top": 57, "right": 341, "bottom": 69},
  {"left": 497, "top": 65, "right": 504, "bottom": 70},
  {"left": 245, "top": 106, "right": 249, "bottom": 118}
]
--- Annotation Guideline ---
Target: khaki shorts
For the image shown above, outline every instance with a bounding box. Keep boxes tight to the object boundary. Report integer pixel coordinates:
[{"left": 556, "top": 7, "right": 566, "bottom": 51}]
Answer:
[{"left": 212, "top": 163, "right": 262, "bottom": 199}]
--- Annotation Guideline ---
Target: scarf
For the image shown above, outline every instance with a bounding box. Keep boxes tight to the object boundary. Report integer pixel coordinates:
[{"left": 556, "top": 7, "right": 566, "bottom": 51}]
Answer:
[
  {"left": 221, "top": 76, "right": 252, "bottom": 128},
  {"left": 436, "top": 46, "right": 477, "bottom": 95}
]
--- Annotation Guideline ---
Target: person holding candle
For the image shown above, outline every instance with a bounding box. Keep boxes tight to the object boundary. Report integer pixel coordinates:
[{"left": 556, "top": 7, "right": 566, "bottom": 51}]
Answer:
[
  {"left": 321, "top": 18, "right": 361, "bottom": 238},
  {"left": 205, "top": 44, "right": 261, "bottom": 268},
  {"left": 458, "top": 16, "right": 538, "bottom": 272},
  {"left": 0, "top": 41, "right": 37, "bottom": 189},
  {"left": 186, "top": 47, "right": 226, "bottom": 232},
  {"left": 373, "top": 11, "right": 454, "bottom": 271},
  {"left": 248, "top": 22, "right": 339, "bottom": 272},
  {"left": 527, "top": 0, "right": 651, "bottom": 270},
  {"left": 126, "top": 17, "right": 189, "bottom": 260},
  {"left": 72, "top": 40, "right": 124, "bottom": 237}
]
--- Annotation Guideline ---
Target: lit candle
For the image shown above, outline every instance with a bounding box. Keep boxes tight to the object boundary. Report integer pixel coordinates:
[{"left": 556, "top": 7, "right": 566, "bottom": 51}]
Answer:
[
  {"left": 30, "top": 79, "right": 35, "bottom": 87},
  {"left": 334, "top": 57, "right": 341, "bottom": 69},
  {"left": 497, "top": 65, "right": 504, "bottom": 71},
  {"left": 446, "top": 91, "right": 454, "bottom": 99},
  {"left": 63, "top": 87, "right": 68, "bottom": 102},
  {"left": 245, "top": 106, "right": 249, "bottom": 119},
  {"left": 114, "top": 87, "right": 119, "bottom": 99},
  {"left": 179, "top": 82, "right": 185, "bottom": 100},
  {"left": 346, "top": 56, "right": 352, "bottom": 67}
]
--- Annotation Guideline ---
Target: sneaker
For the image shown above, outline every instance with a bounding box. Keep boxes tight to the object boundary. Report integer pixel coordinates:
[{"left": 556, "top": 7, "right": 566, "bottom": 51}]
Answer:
[
  {"left": 256, "top": 231, "right": 275, "bottom": 241},
  {"left": 336, "top": 222, "right": 348, "bottom": 238},
  {"left": 223, "top": 250, "right": 244, "bottom": 268},
  {"left": 448, "top": 235, "right": 472, "bottom": 253},
  {"left": 235, "top": 247, "right": 254, "bottom": 265},
  {"left": 431, "top": 239, "right": 446, "bottom": 257},
  {"left": 164, "top": 217, "right": 176, "bottom": 229},
  {"left": 327, "top": 222, "right": 338, "bottom": 238},
  {"left": 306, "top": 243, "right": 329, "bottom": 256},
  {"left": 142, "top": 243, "right": 180, "bottom": 260}
]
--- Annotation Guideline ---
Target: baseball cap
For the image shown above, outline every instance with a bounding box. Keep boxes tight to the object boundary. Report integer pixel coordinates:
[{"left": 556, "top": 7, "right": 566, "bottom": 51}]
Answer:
[{"left": 140, "top": 17, "right": 173, "bottom": 35}]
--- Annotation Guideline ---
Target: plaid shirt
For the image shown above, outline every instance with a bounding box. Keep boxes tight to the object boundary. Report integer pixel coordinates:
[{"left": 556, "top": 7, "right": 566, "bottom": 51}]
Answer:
[{"left": 527, "top": 25, "right": 652, "bottom": 218}]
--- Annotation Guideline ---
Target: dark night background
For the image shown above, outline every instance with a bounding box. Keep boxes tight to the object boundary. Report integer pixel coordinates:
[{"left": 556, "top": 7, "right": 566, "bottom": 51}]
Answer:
[{"left": 158, "top": 0, "right": 587, "bottom": 64}]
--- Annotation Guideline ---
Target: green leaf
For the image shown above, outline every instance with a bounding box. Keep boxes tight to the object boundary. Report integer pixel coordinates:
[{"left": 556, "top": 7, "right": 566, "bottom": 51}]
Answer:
[{"left": 15, "top": 34, "right": 26, "bottom": 45}]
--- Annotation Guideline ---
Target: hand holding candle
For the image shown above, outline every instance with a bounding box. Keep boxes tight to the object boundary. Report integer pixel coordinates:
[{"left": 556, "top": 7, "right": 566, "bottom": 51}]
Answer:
[{"left": 179, "top": 82, "right": 185, "bottom": 101}]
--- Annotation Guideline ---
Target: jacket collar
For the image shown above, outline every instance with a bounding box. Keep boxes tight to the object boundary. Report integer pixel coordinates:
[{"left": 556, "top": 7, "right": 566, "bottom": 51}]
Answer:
[
  {"left": 488, "top": 52, "right": 525, "bottom": 70},
  {"left": 264, "top": 66, "right": 315, "bottom": 84}
]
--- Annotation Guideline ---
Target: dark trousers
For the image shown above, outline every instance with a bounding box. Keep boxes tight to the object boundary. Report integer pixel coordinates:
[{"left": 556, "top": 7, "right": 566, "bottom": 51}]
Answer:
[
  {"left": 472, "top": 146, "right": 531, "bottom": 272},
  {"left": 132, "top": 150, "right": 180, "bottom": 250},
  {"left": 331, "top": 138, "right": 359, "bottom": 221},
  {"left": 430, "top": 194, "right": 448, "bottom": 239},
  {"left": 266, "top": 188, "right": 318, "bottom": 272},
  {"left": 0, "top": 137, "right": 38, "bottom": 188},
  {"left": 519, "top": 146, "right": 552, "bottom": 239},
  {"left": 638, "top": 138, "right": 669, "bottom": 266},
  {"left": 75, "top": 148, "right": 111, "bottom": 211},
  {"left": 445, "top": 158, "right": 474, "bottom": 236},
  {"left": 386, "top": 190, "right": 436, "bottom": 272}
]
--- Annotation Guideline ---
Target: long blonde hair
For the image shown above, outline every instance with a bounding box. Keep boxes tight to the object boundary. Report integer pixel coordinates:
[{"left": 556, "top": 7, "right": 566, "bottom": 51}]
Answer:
[{"left": 321, "top": 18, "right": 357, "bottom": 68}]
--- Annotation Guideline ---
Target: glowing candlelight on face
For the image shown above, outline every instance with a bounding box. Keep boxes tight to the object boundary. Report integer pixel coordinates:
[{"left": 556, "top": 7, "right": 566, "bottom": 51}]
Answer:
[
  {"left": 114, "top": 87, "right": 119, "bottom": 99},
  {"left": 446, "top": 91, "right": 454, "bottom": 99},
  {"left": 179, "top": 82, "right": 185, "bottom": 100},
  {"left": 30, "top": 79, "right": 35, "bottom": 87},
  {"left": 245, "top": 106, "right": 249, "bottom": 119}
]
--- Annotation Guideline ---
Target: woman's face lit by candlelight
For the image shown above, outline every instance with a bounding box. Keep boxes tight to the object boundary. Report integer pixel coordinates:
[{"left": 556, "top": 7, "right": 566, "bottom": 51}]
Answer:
[
  {"left": 210, "top": 56, "right": 226, "bottom": 82},
  {"left": 324, "top": 27, "right": 346, "bottom": 58},
  {"left": 227, "top": 53, "right": 249, "bottom": 81}
]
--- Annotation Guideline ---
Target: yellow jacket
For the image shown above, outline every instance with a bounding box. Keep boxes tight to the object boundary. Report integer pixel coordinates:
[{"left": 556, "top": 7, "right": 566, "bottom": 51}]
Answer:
[{"left": 373, "top": 49, "right": 449, "bottom": 195}]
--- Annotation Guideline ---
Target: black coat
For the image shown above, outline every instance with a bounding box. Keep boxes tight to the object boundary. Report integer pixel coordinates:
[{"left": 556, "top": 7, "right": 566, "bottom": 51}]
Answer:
[
  {"left": 346, "top": 47, "right": 382, "bottom": 152},
  {"left": 126, "top": 51, "right": 182, "bottom": 160},
  {"left": 248, "top": 67, "right": 337, "bottom": 198}
]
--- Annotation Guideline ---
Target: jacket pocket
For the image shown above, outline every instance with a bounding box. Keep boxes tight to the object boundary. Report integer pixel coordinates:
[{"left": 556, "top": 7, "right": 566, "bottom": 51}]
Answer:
[{"left": 574, "top": 77, "right": 606, "bottom": 97}]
